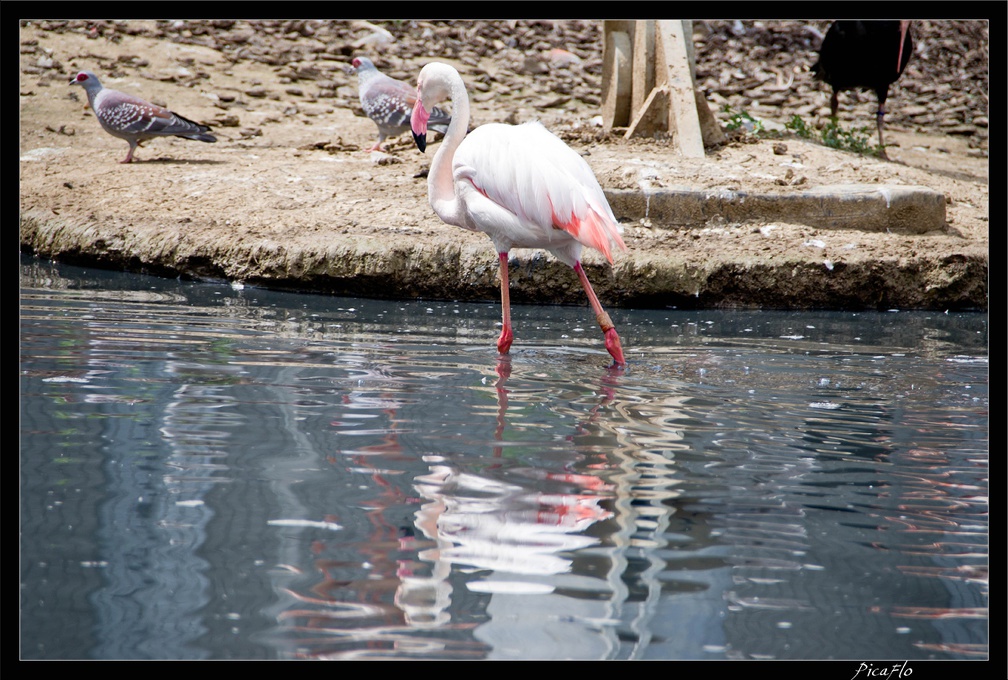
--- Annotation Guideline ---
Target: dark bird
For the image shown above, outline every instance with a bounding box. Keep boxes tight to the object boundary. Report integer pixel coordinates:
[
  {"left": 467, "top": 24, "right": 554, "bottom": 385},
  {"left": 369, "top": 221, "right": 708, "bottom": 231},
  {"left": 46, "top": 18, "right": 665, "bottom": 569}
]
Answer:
[{"left": 811, "top": 20, "right": 913, "bottom": 159}]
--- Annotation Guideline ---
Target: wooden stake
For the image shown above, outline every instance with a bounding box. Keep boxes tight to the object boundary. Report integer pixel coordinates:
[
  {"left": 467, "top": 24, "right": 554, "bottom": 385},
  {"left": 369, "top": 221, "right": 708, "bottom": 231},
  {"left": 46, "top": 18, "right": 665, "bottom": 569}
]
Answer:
[
  {"left": 656, "top": 20, "right": 705, "bottom": 157},
  {"left": 626, "top": 86, "right": 668, "bottom": 138},
  {"left": 631, "top": 20, "right": 655, "bottom": 120},
  {"left": 601, "top": 25, "right": 633, "bottom": 131}
]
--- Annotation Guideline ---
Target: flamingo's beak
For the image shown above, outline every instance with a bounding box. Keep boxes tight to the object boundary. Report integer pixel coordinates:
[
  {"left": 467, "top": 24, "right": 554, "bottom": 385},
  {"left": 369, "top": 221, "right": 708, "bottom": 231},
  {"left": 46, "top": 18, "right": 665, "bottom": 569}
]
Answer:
[
  {"left": 412, "top": 130, "right": 426, "bottom": 154},
  {"left": 411, "top": 92, "right": 429, "bottom": 154}
]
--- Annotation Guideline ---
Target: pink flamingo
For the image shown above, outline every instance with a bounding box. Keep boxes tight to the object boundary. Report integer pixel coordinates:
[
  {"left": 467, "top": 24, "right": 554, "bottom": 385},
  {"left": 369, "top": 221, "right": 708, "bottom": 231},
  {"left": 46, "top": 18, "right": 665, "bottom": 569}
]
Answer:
[{"left": 410, "top": 62, "right": 628, "bottom": 366}]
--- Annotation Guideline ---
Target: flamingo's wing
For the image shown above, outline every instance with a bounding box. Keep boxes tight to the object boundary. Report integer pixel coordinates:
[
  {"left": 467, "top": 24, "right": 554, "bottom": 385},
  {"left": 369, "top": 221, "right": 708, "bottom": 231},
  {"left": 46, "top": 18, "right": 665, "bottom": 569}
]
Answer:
[{"left": 454, "top": 122, "right": 626, "bottom": 262}]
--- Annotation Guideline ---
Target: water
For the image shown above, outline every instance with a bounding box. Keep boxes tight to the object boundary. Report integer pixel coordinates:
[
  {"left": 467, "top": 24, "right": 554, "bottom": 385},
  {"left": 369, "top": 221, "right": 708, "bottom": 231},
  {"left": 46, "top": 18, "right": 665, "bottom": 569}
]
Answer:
[{"left": 19, "top": 255, "right": 989, "bottom": 661}]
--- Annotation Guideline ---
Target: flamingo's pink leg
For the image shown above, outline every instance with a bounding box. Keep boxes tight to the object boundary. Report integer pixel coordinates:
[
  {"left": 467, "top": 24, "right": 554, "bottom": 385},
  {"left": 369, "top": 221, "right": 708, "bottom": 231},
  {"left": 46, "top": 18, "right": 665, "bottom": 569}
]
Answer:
[
  {"left": 574, "top": 262, "right": 626, "bottom": 366},
  {"left": 497, "top": 252, "right": 513, "bottom": 354}
]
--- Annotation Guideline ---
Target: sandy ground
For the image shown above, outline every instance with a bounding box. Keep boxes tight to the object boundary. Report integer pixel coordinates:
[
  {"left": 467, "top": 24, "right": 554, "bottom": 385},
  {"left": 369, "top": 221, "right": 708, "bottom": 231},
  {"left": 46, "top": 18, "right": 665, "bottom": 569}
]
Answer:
[{"left": 18, "top": 19, "right": 989, "bottom": 311}]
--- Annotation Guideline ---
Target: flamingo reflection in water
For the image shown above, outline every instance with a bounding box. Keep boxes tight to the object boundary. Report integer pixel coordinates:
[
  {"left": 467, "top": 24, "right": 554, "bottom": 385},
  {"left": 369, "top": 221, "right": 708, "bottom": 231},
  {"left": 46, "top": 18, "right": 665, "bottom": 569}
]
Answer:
[{"left": 276, "top": 358, "right": 625, "bottom": 658}]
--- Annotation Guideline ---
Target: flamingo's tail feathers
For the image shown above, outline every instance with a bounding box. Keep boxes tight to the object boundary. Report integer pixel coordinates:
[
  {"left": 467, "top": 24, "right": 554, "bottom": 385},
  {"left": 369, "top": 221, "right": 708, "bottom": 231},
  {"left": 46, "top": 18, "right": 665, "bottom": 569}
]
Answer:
[{"left": 554, "top": 204, "right": 626, "bottom": 264}]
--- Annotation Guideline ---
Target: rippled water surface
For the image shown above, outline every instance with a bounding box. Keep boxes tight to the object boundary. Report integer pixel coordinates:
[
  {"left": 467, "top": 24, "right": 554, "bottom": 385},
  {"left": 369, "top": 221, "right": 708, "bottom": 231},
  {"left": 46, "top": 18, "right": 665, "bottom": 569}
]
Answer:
[{"left": 19, "top": 256, "right": 988, "bottom": 661}]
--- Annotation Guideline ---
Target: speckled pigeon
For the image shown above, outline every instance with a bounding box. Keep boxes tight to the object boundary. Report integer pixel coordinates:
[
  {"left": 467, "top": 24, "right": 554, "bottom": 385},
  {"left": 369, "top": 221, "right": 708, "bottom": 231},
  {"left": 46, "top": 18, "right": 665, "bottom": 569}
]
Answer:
[
  {"left": 70, "top": 71, "right": 217, "bottom": 163},
  {"left": 351, "top": 57, "right": 450, "bottom": 151}
]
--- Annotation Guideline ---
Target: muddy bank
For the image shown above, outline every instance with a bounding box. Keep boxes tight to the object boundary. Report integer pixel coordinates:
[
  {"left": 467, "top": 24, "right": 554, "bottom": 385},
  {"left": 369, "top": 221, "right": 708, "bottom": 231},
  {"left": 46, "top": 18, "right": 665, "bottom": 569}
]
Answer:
[{"left": 19, "top": 19, "right": 989, "bottom": 311}]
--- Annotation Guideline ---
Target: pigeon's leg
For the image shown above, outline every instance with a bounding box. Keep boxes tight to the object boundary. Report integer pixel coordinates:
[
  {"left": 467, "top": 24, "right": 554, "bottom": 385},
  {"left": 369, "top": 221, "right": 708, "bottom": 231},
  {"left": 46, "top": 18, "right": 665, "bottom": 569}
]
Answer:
[
  {"left": 121, "top": 140, "right": 138, "bottom": 164},
  {"left": 369, "top": 132, "right": 387, "bottom": 152}
]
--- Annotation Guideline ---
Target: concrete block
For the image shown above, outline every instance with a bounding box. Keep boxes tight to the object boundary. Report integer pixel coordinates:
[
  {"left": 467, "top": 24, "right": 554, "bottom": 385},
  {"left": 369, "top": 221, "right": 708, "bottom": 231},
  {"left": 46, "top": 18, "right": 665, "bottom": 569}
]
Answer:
[{"left": 605, "top": 184, "right": 947, "bottom": 234}]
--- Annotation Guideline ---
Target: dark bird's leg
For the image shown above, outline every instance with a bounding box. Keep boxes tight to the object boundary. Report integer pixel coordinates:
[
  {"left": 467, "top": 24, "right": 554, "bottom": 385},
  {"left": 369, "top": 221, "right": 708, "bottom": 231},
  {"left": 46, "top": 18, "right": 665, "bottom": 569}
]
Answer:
[
  {"left": 830, "top": 90, "right": 839, "bottom": 119},
  {"left": 875, "top": 106, "right": 888, "bottom": 159},
  {"left": 875, "top": 89, "right": 890, "bottom": 160}
]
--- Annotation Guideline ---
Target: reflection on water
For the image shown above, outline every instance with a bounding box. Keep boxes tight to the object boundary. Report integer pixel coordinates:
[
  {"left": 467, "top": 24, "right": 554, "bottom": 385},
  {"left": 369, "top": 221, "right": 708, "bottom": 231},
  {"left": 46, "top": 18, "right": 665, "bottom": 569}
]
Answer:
[{"left": 19, "top": 256, "right": 988, "bottom": 660}]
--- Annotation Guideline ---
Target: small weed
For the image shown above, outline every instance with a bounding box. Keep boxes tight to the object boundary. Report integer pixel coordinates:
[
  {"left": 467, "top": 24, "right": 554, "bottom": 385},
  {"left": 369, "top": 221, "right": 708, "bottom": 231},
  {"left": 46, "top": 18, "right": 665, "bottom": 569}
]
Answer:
[
  {"left": 819, "top": 119, "right": 881, "bottom": 156},
  {"left": 723, "top": 107, "right": 884, "bottom": 157},
  {"left": 722, "top": 105, "right": 765, "bottom": 134},
  {"left": 784, "top": 114, "right": 813, "bottom": 138},
  {"left": 787, "top": 113, "right": 883, "bottom": 157}
]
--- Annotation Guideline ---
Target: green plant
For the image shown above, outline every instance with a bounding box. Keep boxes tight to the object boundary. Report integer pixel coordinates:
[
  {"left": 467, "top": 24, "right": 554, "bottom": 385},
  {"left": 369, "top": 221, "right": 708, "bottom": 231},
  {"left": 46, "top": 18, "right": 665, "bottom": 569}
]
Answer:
[
  {"left": 819, "top": 119, "right": 881, "bottom": 156},
  {"left": 784, "top": 114, "right": 813, "bottom": 139},
  {"left": 785, "top": 113, "right": 884, "bottom": 157},
  {"left": 724, "top": 106, "right": 885, "bottom": 157},
  {"left": 722, "top": 105, "right": 765, "bottom": 134}
]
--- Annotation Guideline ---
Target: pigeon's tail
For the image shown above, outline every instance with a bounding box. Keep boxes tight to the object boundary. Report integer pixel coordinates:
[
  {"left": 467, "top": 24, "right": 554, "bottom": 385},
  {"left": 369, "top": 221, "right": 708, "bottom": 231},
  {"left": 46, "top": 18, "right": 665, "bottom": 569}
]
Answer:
[
  {"left": 182, "top": 131, "right": 217, "bottom": 143},
  {"left": 427, "top": 105, "right": 452, "bottom": 135},
  {"left": 172, "top": 112, "right": 217, "bottom": 142}
]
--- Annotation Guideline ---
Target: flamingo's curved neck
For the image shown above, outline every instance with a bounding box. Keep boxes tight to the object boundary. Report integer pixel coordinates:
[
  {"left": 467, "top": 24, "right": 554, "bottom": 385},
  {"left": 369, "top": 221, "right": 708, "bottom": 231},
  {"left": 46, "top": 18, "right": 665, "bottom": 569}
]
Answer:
[{"left": 427, "top": 72, "right": 470, "bottom": 228}]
